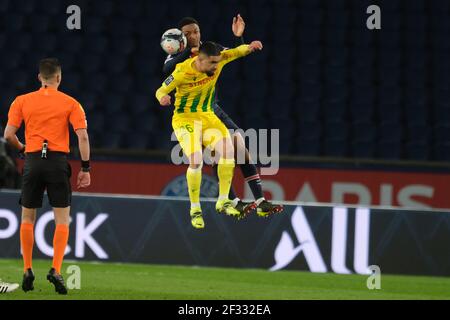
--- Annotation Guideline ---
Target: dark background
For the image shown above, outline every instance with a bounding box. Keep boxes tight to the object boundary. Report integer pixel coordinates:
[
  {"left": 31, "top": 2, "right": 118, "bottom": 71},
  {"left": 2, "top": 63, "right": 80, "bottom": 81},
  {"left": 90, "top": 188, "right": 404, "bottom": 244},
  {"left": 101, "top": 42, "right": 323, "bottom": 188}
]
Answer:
[{"left": 1, "top": 0, "right": 449, "bottom": 161}]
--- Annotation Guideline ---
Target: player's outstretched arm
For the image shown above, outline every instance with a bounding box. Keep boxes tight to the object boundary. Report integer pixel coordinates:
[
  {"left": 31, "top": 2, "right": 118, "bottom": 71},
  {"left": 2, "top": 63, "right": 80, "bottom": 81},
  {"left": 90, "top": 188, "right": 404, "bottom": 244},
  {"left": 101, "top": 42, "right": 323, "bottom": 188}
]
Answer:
[
  {"left": 248, "top": 41, "right": 263, "bottom": 53},
  {"left": 221, "top": 41, "right": 263, "bottom": 65}
]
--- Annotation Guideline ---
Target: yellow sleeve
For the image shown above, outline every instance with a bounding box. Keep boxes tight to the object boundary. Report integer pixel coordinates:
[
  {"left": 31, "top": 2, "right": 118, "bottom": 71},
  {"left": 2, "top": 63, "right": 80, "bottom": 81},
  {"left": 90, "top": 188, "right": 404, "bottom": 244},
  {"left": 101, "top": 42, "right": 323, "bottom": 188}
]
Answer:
[
  {"left": 221, "top": 45, "right": 251, "bottom": 65},
  {"left": 155, "top": 68, "right": 183, "bottom": 102}
]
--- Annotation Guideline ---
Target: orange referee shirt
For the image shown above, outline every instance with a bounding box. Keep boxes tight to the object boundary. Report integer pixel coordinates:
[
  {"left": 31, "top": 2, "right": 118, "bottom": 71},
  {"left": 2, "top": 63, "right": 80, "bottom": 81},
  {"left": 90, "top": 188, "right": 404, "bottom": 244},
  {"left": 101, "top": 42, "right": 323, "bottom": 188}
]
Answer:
[{"left": 7, "top": 87, "right": 87, "bottom": 153}]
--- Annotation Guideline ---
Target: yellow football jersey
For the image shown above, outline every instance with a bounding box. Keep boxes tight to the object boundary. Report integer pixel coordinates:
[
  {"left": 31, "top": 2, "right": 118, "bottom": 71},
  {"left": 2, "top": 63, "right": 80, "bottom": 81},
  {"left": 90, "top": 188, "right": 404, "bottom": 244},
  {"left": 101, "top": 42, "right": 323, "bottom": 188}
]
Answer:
[{"left": 156, "top": 45, "right": 250, "bottom": 114}]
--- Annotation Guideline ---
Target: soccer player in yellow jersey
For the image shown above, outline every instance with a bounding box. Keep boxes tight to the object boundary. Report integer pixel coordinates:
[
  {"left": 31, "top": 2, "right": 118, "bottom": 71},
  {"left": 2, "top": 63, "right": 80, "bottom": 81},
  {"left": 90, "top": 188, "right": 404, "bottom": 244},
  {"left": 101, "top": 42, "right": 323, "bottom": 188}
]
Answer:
[{"left": 156, "top": 41, "right": 263, "bottom": 229}]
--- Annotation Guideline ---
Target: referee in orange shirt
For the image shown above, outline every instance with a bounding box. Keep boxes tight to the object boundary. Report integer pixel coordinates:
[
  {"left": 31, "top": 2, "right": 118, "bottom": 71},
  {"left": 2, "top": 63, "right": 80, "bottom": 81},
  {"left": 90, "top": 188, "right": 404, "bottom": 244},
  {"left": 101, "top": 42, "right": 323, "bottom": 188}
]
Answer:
[{"left": 3, "top": 58, "right": 91, "bottom": 295}]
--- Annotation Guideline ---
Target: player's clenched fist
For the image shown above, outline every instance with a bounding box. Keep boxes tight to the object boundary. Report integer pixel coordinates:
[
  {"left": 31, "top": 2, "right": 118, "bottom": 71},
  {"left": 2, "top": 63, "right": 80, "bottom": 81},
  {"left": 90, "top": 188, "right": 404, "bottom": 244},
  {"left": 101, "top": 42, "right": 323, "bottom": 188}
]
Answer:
[
  {"left": 159, "top": 95, "right": 171, "bottom": 106},
  {"left": 249, "top": 41, "right": 263, "bottom": 52}
]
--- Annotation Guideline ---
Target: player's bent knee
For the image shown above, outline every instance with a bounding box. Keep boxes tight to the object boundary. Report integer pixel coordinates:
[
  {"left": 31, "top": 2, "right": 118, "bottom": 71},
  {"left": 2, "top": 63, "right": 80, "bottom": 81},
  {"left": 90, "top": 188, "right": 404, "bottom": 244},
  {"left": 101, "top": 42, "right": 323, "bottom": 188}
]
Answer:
[
  {"left": 223, "top": 138, "right": 235, "bottom": 159},
  {"left": 188, "top": 151, "right": 203, "bottom": 168}
]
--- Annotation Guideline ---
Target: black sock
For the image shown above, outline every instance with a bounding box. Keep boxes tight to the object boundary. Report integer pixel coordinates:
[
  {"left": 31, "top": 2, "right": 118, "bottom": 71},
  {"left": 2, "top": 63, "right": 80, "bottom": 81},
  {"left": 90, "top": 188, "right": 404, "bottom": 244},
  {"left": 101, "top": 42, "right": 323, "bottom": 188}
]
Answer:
[
  {"left": 212, "top": 164, "right": 238, "bottom": 200},
  {"left": 240, "top": 163, "right": 264, "bottom": 200}
]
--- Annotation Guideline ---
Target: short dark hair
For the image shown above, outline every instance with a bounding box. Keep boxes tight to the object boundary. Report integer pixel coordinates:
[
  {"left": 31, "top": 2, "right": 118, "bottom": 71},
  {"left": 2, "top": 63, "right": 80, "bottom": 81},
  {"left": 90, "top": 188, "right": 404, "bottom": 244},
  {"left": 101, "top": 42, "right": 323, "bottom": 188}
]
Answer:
[
  {"left": 178, "top": 17, "right": 199, "bottom": 30},
  {"left": 39, "top": 58, "right": 61, "bottom": 79},
  {"left": 199, "top": 41, "right": 221, "bottom": 57}
]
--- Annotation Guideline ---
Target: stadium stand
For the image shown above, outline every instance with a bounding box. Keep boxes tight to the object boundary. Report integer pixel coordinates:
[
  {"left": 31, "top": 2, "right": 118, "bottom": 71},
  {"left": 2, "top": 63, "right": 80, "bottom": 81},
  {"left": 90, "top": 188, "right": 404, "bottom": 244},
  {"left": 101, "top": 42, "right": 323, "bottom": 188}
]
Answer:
[{"left": 0, "top": 0, "right": 449, "bottom": 161}]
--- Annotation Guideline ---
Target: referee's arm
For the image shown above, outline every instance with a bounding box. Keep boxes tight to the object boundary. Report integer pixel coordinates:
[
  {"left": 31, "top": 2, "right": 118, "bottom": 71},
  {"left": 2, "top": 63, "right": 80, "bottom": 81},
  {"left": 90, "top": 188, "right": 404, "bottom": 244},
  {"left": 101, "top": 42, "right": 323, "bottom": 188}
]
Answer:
[
  {"left": 3, "top": 125, "right": 25, "bottom": 152},
  {"left": 75, "top": 129, "right": 90, "bottom": 162}
]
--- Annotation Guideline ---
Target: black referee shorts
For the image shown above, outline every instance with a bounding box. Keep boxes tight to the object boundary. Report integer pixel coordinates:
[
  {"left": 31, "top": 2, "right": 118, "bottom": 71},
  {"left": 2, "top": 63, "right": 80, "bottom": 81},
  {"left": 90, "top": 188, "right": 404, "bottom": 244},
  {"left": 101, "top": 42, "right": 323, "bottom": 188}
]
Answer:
[
  {"left": 213, "top": 103, "right": 240, "bottom": 131},
  {"left": 20, "top": 152, "right": 72, "bottom": 208}
]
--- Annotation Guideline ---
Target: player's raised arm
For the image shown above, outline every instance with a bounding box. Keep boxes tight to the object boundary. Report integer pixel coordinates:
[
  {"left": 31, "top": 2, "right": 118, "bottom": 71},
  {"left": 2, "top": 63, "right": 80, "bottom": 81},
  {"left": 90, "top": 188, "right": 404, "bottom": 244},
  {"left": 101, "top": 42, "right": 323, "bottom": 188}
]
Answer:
[
  {"left": 232, "top": 13, "right": 246, "bottom": 45},
  {"left": 221, "top": 41, "right": 263, "bottom": 65}
]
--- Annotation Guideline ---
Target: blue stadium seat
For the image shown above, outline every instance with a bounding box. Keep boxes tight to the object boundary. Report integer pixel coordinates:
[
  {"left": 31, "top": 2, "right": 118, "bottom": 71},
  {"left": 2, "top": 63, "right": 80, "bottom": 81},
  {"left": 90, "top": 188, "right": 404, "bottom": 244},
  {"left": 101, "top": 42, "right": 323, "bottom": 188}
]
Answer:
[
  {"left": 405, "top": 0, "right": 426, "bottom": 13},
  {"left": 11, "top": 70, "right": 29, "bottom": 91},
  {"left": 298, "top": 64, "right": 321, "bottom": 85},
  {"left": 434, "top": 124, "right": 450, "bottom": 143},
  {"left": 352, "top": 121, "right": 377, "bottom": 142},
  {"left": 405, "top": 141, "right": 430, "bottom": 160},
  {"left": 3, "top": 14, "right": 25, "bottom": 31},
  {"left": 429, "top": 0, "right": 450, "bottom": 13},
  {"left": 100, "top": 133, "right": 123, "bottom": 149},
  {"left": 351, "top": 29, "right": 375, "bottom": 49},
  {"left": 378, "top": 11, "right": 401, "bottom": 31},
  {"left": 379, "top": 27, "right": 402, "bottom": 47},
  {"left": 88, "top": 112, "right": 106, "bottom": 132},
  {"left": 298, "top": 120, "right": 321, "bottom": 140},
  {"left": 10, "top": 0, "right": 38, "bottom": 15},
  {"left": 33, "top": 34, "right": 57, "bottom": 52},
  {"left": 134, "top": 112, "right": 159, "bottom": 134},
  {"left": 111, "top": 37, "right": 135, "bottom": 55},
  {"left": 117, "top": 1, "right": 143, "bottom": 19},
  {"left": 326, "top": 27, "right": 348, "bottom": 48},
  {"left": 377, "top": 140, "right": 402, "bottom": 160},
  {"left": 78, "top": 93, "right": 98, "bottom": 114},
  {"left": 62, "top": 35, "right": 84, "bottom": 53},
  {"left": 0, "top": 0, "right": 9, "bottom": 13},
  {"left": 379, "top": 122, "right": 403, "bottom": 143},
  {"left": 104, "top": 54, "right": 129, "bottom": 75},
  {"left": 103, "top": 94, "right": 125, "bottom": 115},
  {"left": 295, "top": 98, "right": 321, "bottom": 122},
  {"left": 78, "top": 54, "right": 102, "bottom": 74},
  {"left": 61, "top": 73, "right": 81, "bottom": 94},
  {"left": 352, "top": 140, "right": 376, "bottom": 159},
  {"left": 297, "top": 27, "right": 321, "bottom": 45},
  {"left": 82, "top": 74, "right": 108, "bottom": 95},
  {"left": 110, "top": 18, "right": 134, "bottom": 37},
  {"left": 296, "top": 138, "right": 321, "bottom": 156},
  {"left": 323, "top": 99, "right": 347, "bottom": 123},
  {"left": 299, "top": 0, "right": 320, "bottom": 10},
  {"left": 324, "top": 137, "right": 348, "bottom": 157},
  {"left": 299, "top": 45, "right": 321, "bottom": 66},
  {"left": 109, "top": 113, "right": 132, "bottom": 134},
  {"left": 433, "top": 142, "right": 450, "bottom": 161},
  {"left": 0, "top": 51, "right": 22, "bottom": 71},
  {"left": 406, "top": 123, "right": 431, "bottom": 143},
  {"left": 323, "top": 120, "right": 349, "bottom": 141},
  {"left": 351, "top": 47, "right": 375, "bottom": 68},
  {"left": 299, "top": 10, "right": 323, "bottom": 27},
  {"left": 324, "top": 65, "right": 347, "bottom": 85},
  {"left": 90, "top": 0, "right": 115, "bottom": 17},
  {"left": 125, "top": 134, "right": 151, "bottom": 150},
  {"left": 405, "top": 97, "right": 429, "bottom": 126}
]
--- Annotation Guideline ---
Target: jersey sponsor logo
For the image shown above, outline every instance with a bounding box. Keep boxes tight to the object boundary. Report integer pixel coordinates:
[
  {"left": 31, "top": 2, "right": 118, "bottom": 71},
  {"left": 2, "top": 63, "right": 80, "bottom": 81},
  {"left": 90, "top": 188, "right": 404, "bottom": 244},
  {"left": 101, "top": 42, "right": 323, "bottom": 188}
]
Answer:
[
  {"left": 164, "top": 75, "right": 175, "bottom": 86},
  {"left": 188, "top": 76, "right": 214, "bottom": 88}
]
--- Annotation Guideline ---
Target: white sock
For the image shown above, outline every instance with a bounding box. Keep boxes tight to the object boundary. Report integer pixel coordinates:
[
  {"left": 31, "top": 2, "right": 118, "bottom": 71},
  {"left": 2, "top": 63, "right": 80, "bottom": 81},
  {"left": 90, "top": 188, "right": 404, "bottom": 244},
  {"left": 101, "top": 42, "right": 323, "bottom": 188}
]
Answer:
[
  {"left": 256, "top": 197, "right": 265, "bottom": 206},
  {"left": 218, "top": 195, "right": 228, "bottom": 201},
  {"left": 191, "top": 203, "right": 201, "bottom": 209},
  {"left": 231, "top": 198, "right": 240, "bottom": 207}
]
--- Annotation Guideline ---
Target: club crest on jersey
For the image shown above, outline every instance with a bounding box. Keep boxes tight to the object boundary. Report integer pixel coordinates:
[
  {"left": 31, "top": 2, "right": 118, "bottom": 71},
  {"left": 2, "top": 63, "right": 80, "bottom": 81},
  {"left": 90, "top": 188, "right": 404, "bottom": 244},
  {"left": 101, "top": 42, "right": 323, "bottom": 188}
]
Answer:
[{"left": 164, "top": 75, "right": 174, "bottom": 86}]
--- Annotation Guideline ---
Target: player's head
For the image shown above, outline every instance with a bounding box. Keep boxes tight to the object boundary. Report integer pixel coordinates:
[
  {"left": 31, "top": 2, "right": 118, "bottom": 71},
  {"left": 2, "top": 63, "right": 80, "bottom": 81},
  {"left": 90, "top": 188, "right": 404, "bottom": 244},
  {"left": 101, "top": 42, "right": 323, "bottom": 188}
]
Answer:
[
  {"left": 197, "top": 41, "right": 222, "bottom": 76},
  {"left": 38, "top": 58, "right": 62, "bottom": 87},
  {"left": 178, "top": 17, "right": 201, "bottom": 48}
]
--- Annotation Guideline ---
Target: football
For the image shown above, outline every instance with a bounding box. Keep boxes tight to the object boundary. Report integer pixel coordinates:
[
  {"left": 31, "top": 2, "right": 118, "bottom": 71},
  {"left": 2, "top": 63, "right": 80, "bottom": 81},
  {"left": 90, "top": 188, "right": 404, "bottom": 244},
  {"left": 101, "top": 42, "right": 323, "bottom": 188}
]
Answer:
[{"left": 160, "top": 28, "right": 187, "bottom": 55}]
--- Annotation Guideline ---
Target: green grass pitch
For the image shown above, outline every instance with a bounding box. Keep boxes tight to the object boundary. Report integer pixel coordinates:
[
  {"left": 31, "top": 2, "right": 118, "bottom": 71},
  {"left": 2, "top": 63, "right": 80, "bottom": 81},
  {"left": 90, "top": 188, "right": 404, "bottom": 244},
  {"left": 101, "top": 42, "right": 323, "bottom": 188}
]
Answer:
[{"left": 0, "top": 259, "right": 449, "bottom": 300}]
